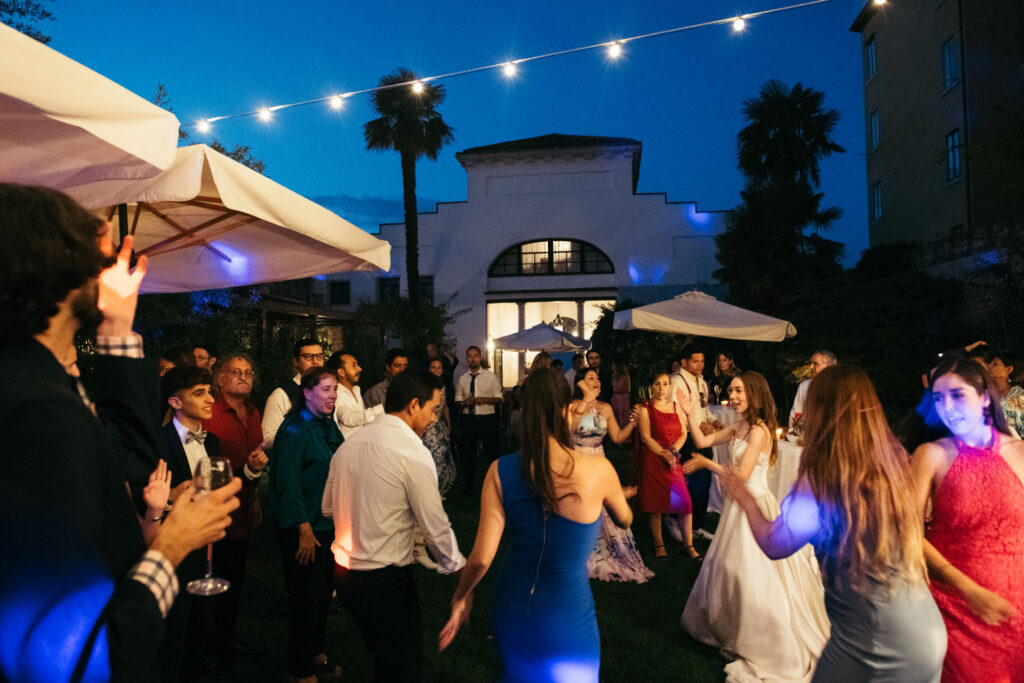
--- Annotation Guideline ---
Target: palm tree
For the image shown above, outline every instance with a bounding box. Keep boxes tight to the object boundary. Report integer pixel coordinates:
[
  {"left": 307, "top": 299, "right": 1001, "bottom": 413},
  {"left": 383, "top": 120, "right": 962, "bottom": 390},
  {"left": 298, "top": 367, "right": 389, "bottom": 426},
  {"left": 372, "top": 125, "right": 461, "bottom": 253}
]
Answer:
[{"left": 364, "top": 68, "right": 455, "bottom": 303}]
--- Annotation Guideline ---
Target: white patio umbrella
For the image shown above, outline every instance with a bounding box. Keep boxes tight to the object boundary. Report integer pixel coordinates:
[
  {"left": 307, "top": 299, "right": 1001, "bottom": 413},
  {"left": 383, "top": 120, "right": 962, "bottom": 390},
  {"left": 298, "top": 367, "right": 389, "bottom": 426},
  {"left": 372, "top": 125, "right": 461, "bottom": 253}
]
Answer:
[
  {"left": 0, "top": 23, "right": 179, "bottom": 191},
  {"left": 62, "top": 144, "right": 390, "bottom": 293},
  {"left": 493, "top": 322, "right": 590, "bottom": 352},
  {"left": 613, "top": 290, "right": 797, "bottom": 342}
]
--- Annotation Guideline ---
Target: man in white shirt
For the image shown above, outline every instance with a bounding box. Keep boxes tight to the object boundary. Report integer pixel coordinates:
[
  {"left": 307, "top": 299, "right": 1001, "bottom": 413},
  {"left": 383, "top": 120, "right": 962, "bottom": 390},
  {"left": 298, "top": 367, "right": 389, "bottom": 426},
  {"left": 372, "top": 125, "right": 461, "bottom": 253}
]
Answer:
[
  {"left": 323, "top": 368, "right": 465, "bottom": 682},
  {"left": 454, "top": 345, "right": 503, "bottom": 496},
  {"left": 327, "top": 352, "right": 384, "bottom": 439},
  {"left": 261, "top": 338, "right": 324, "bottom": 447},
  {"left": 670, "top": 348, "right": 720, "bottom": 538},
  {"left": 565, "top": 353, "right": 584, "bottom": 388},
  {"left": 789, "top": 350, "right": 837, "bottom": 427}
]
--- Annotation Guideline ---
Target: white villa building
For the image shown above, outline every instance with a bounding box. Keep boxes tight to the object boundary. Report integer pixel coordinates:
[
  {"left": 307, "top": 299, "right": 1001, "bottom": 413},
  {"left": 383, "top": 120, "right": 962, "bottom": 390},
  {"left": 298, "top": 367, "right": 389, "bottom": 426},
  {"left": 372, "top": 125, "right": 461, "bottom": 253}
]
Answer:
[{"left": 326, "top": 134, "right": 727, "bottom": 386}]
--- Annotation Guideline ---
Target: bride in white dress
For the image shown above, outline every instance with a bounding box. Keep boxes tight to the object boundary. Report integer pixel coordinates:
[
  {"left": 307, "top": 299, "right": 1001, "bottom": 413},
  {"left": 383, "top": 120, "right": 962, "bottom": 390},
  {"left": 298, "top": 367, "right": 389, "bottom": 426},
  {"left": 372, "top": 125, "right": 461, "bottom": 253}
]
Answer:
[{"left": 678, "top": 372, "right": 829, "bottom": 683}]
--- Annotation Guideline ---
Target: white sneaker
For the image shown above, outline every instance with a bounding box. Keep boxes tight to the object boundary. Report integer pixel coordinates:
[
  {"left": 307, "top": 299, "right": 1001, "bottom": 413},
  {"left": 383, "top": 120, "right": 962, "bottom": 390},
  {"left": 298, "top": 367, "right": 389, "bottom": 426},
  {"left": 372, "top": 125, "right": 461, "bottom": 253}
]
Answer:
[
  {"left": 414, "top": 546, "right": 439, "bottom": 570},
  {"left": 664, "top": 516, "right": 683, "bottom": 542},
  {"left": 694, "top": 528, "right": 715, "bottom": 540}
]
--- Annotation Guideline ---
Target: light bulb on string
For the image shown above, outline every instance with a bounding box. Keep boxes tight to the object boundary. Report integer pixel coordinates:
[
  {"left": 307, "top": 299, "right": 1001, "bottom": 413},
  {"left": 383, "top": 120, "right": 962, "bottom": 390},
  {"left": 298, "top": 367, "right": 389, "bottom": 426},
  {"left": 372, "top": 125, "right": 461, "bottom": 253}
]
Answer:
[
  {"left": 872, "top": 0, "right": 886, "bottom": 5},
  {"left": 411, "top": 80, "right": 425, "bottom": 94},
  {"left": 197, "top": 119, "right": 211, "bottom": 133},
  {"left": 732, "top": 17, "right": 746, "bottom": 32},
  {"left": 258, "top": 107, "right": 273, "bottom": 122},
  {"left": 502, "top": 61, "right": 517, "bottom": 78},
  {"left": 607, "top": 41, "right": 623, "bottom": 59},
  {"left": 329, "top": 95, "right": 344, "bottom": 110}
]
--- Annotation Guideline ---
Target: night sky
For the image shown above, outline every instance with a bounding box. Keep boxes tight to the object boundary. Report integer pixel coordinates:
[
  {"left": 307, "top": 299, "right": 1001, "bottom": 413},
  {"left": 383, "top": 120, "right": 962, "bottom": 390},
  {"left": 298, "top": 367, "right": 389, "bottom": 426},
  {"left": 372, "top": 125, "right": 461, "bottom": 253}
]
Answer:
[{"left": 47, "top": 0, "right": 870, "bottom": 262}]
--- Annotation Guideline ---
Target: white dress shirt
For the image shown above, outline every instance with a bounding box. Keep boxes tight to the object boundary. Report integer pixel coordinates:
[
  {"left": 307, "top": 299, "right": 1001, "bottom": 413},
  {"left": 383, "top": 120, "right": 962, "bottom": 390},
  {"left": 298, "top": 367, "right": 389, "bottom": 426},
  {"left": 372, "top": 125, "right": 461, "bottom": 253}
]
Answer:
[
  {"left": 670, "top": 368, "right": 711, "bottom": 425},
  {"left": 334, "top": 384, "right": 384, "bottom": 439},
  {"left": 454, "top": 368, "right": 502, "bottom": 416},
  {"left": 261, "top": 373, "right": 299, "bottom": 446},
  {"left": 789, "top": 379, "right": 810, "bottom": 427},
  {"left": 321, "top": 414, "right": 466, "bottom": 574},
  {"left": 172, "top": 417, "right": 209, "bottom": 476}
]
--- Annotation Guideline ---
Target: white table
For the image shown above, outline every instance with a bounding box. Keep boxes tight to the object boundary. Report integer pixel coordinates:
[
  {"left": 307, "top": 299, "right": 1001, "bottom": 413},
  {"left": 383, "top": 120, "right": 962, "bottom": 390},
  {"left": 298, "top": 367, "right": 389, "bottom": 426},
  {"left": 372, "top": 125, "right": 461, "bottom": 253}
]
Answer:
[{"left": 705, "top": 404, "right": 803, "bottom": 512}]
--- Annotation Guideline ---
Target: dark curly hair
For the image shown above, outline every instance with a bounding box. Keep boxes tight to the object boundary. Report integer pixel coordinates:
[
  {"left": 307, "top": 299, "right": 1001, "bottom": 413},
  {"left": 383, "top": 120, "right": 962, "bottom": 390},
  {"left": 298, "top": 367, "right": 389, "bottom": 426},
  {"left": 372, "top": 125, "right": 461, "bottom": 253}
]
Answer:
[{"left": 0, "top": 184, "right": 107, "bottom": 342}]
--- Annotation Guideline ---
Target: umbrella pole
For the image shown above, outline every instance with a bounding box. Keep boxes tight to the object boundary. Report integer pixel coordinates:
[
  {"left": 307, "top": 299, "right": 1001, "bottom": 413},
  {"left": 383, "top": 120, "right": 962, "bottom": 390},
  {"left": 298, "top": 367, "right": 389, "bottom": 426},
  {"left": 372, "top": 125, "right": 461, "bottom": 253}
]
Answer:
[{"left": 117, "top": 203, "right": 129, "bottom": 244}]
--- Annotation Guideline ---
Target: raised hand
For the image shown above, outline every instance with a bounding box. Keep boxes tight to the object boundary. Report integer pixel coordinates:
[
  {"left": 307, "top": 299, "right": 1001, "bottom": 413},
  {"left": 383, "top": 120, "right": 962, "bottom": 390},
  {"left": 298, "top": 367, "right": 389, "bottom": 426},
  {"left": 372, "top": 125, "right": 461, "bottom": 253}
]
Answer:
[
  {"left": 676, "top": 388, "right": 694, "bottom": 415},
  {"left": 97, "top": 232, "right": 147, "bottom": 337},
  {"left": 143, "top": 459, "right": 172, "bottom": 514}
]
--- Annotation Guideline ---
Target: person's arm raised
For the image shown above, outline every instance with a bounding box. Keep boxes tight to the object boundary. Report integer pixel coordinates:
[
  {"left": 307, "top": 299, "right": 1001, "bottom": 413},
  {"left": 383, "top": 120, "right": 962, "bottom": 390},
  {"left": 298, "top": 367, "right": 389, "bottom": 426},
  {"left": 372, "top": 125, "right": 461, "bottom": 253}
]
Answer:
[
  {"left": 439, "top": 462, "right": 506, "bottom": 651},
  {"left": 601, "top": 402, "right": 636, "bottom": 444},
  {"left": 676, "top": 388, "right": 733, "bottom": 449}
]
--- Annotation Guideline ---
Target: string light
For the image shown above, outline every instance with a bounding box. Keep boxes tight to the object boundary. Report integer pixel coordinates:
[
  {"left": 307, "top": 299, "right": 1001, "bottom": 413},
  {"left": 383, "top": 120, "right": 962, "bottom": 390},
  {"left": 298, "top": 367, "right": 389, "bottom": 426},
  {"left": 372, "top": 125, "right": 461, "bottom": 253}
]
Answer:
[
  {"left": 181, "top": 0, "right": 832, "bottom": 129},
  {"left": 872, "top": 0, "right": 886, "bottom": 4}
]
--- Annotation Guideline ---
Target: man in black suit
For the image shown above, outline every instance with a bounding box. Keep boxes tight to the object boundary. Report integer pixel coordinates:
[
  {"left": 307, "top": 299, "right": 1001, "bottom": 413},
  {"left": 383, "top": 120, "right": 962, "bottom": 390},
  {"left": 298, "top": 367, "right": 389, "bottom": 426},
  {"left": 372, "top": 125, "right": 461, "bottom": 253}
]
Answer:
[
  {"left": 0, "top": 184, "right": 241, "bottom": 682},
  {"left": 156, "top": 366, "right": 222, "bottom": 682}
]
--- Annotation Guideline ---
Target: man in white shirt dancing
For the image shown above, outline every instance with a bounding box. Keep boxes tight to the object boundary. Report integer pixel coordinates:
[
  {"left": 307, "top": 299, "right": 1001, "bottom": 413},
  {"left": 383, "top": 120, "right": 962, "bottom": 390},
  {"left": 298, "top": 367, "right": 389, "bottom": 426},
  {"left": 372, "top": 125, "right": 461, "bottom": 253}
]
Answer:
[
  {"left": 327, "top": 352, "right": 384, "bottom": 440},
  {"left": 322, "top": 368, "right": 465, "bottom": 682}
]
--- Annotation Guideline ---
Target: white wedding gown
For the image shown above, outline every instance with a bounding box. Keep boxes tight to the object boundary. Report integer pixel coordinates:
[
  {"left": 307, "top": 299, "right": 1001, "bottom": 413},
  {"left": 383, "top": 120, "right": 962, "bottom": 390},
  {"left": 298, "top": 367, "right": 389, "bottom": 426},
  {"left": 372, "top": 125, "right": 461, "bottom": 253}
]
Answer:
[{"left": 682, "top": 439, "right": 830, "bottom": 682}]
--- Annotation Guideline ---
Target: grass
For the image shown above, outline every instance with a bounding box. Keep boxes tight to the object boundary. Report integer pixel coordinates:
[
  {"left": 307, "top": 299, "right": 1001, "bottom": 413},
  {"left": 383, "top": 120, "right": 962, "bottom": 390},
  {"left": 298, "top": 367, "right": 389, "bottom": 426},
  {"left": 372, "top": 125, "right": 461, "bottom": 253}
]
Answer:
[{"left": 204, "top": 443, "right": 726, "bottom": 682}]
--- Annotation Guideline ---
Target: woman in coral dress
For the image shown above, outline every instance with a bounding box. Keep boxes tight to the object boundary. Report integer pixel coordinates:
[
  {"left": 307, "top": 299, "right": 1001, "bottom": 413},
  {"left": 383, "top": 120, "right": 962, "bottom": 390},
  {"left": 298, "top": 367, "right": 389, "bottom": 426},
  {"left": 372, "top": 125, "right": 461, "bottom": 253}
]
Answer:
[
  {"left": 911, "top": 356, "right": 1024, "bottom": 682},
  {"left": 636, "top": 373, "right": 699, "bottom": 560}
]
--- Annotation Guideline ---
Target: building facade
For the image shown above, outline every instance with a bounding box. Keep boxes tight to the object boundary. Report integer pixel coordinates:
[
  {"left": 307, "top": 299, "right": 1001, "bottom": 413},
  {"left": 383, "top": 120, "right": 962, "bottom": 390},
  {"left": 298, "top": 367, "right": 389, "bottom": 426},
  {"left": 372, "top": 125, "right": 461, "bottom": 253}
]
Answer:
[
  {"left": 850, "top": 0, "right": 1024, "bottom": 276},
  {"left": 326, "top": 134, "right": 727, "bottom": 385}
]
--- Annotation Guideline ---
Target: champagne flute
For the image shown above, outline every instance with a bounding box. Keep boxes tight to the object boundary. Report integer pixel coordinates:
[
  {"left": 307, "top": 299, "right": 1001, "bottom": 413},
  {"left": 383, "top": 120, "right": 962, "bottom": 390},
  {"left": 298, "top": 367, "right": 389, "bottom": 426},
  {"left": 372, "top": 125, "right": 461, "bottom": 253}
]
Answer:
[{"left": 186, "top": 456, "right": 233, "bottom": 596}]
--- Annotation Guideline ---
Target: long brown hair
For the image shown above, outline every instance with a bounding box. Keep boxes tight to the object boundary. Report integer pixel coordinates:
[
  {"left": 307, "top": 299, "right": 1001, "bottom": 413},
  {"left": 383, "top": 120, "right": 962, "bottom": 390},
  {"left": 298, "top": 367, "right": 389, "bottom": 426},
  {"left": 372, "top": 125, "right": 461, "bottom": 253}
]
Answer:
[
  {"left": 800, "top": 365, "right": 927, "bottom": 596},
  {"left": 519, "top": 368, "right": 575, "bottom": 511},
  {"left": 927, "top": 356, "right": 1011, "bottom": 436},
  {"left": 734, "top": 371, "right": 778, "bottom": 466}
]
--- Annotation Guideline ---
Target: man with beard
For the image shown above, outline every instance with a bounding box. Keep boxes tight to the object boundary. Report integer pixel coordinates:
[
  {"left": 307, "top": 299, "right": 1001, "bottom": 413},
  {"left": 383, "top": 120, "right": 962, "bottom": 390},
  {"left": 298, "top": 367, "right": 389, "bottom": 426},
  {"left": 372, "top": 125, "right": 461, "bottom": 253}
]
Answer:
[
  {"left": 328, "top": 352, "right": 384, "bottom": 439},
  {"left": 0, "top": 184, "right": 241, "bottom": 681}
]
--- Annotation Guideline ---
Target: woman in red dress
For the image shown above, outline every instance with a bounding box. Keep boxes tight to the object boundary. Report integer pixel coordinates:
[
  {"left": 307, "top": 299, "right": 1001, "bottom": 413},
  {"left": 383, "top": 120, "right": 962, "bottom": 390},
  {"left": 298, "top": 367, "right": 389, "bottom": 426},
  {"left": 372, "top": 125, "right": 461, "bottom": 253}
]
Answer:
[
  {"left": 911, "top": 356, "right": 1024, "bottom": 682},
  {"left": 637, "top": 373, "right": 699, "bottom": 560}
]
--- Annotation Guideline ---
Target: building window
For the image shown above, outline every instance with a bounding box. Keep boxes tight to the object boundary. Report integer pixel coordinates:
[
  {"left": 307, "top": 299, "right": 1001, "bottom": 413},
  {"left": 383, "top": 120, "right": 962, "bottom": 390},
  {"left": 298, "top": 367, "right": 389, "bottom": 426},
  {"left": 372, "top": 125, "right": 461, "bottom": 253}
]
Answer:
[
  {"left": 946, "top": 129, "right": 962, "bottom": 180},
  {"left": 941, "top": 37, "right": 960, "bottom": 90},
  {"left": 329, "top": 280, "right": 351, "bottom": 305},
  {"left": 871, "top": 181, "right": 883, "bottom": 221},
  {"left": 488, "top": 239, "right": 613, "bottom": 277},
  {"left": 377, "top": 276, "right": 400, "bottom": 303},
  {"left": 869, "top": 110, "right": 880, "bottom": 151},
  {"left": 865, "top": 36, "right": 877, "bottom": 81},
  {"left": 417, "top": 276, "right": 434, "bottom": 305}
]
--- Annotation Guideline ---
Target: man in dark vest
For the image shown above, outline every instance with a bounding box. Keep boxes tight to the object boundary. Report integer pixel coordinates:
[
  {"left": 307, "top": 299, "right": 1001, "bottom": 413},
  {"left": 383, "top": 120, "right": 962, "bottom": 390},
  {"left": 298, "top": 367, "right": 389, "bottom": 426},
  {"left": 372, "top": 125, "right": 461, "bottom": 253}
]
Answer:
[{"left": 262, "top": 338, "right": 324, "bottom": 447}]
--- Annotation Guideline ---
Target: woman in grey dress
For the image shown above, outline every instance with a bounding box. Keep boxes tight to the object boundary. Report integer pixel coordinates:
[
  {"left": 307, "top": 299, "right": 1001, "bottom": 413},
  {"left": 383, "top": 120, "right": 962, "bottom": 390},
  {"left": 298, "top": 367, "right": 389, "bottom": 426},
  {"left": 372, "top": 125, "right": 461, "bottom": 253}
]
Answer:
[{"left": 721, "top": 365, "right": 946, "bottom": 682}]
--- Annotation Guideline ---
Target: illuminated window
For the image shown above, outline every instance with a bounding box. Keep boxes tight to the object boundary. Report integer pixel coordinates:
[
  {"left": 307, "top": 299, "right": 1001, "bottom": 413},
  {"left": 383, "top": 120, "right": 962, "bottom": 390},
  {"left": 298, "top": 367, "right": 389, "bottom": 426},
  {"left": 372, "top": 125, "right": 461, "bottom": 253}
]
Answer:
[{"left": 488, "top": 239, "right": 613, "bottom": 277}]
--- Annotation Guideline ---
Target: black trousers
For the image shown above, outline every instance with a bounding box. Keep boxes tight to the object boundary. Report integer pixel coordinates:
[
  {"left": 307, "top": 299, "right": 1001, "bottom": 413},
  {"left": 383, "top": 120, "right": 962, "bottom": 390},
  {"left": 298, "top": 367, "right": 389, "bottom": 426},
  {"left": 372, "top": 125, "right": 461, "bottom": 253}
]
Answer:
[
  {"left": 457, "top": 413, "right": 499, "bottom": 493},
  {"left": 335, "top": 564, "right": 423, "bottom": 683},
  {"left": 211, "top": 535, "right": 250, "bottom": 649},
  {"left": 682, "top": 434, "right": 714, "bottom": 532},
  {"left": 277, "top": 527, "right": 335, "bottom": 678}
]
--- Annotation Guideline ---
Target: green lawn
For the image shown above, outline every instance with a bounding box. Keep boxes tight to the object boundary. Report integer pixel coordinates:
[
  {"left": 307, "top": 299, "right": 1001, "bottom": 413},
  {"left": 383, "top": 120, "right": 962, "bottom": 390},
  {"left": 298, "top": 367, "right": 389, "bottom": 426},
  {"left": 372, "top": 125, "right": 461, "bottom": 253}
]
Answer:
[{"left": 207, "top": 444, "right": 726, "bottom": 682}]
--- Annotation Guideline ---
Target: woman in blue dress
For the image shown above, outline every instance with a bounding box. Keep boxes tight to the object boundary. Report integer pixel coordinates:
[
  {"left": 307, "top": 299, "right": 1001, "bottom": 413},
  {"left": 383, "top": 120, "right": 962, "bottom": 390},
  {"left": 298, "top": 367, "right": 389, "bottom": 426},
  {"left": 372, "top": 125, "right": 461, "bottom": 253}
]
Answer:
[
  {"left": 439, "top": 368, "right": 636, "bottom": 683},
  {"left": 721, "top": 365, "right": 946, "bottom": 682}
]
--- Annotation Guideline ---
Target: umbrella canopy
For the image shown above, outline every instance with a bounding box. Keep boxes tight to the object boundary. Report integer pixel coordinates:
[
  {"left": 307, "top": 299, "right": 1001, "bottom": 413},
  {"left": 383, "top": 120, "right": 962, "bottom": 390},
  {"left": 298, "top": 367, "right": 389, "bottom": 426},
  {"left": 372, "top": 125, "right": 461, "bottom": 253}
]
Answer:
[
  {"left": 0, "top": 23, "right": 179, "bottom": 191},
  {"left": 63, "top": 144, "right": 390, "bottom": 293},
  {"left": 613, "top": 290, "right": 797, "bottom": 342},
  {"left": 493, "top": 322, "right": 590, "bottom": 352}
]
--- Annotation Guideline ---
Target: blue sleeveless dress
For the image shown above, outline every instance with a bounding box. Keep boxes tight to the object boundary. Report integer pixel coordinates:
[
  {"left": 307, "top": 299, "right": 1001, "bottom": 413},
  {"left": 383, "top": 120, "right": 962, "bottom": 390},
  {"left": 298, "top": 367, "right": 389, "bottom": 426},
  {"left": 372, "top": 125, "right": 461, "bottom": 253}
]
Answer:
[{"left": 493, "top": 453, "right": 603, "bottom": 683}]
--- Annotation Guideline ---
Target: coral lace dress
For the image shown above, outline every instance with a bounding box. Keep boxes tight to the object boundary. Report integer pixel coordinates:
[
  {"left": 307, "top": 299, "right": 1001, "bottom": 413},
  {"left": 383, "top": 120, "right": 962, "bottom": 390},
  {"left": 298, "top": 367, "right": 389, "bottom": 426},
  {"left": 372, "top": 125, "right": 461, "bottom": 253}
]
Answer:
[{"left": 927, "top": 429, "right": 1024, "bottom": 682}]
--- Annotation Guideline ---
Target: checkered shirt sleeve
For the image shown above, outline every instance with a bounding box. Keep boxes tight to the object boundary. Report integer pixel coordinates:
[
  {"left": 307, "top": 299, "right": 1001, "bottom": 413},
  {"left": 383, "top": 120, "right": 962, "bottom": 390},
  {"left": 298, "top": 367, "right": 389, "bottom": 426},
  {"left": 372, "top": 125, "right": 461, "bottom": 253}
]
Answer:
[
  {"left": 128, "top": 550, "right": 179, "bottom": 618},
  {"left": 95, "top": 333, "right": 144, "bottom": 359}
]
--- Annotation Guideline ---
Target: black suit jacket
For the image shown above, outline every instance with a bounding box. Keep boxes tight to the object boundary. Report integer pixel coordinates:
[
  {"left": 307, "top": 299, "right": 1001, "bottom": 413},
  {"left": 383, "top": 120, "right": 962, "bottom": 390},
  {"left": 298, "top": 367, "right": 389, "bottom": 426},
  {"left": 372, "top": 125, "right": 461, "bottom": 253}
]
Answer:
[{"left": 0, "top": 340, "right": 164, "bottom": 682}]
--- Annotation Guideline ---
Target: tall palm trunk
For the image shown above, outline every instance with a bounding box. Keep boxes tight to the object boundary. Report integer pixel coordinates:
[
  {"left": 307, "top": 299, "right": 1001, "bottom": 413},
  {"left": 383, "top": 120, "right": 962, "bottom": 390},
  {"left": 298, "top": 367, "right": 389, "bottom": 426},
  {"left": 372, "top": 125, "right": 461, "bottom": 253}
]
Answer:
[{"left": 401, "top": 149, "right": 419, "bottom": 303}]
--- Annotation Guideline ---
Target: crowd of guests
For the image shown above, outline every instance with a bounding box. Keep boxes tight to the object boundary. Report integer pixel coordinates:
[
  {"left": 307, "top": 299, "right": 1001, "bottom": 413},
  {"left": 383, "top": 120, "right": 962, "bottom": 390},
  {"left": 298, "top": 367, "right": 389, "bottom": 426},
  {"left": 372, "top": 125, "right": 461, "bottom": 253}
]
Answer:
[{"left": 2, "top": 182, "right": 1023, "bottom": 683}]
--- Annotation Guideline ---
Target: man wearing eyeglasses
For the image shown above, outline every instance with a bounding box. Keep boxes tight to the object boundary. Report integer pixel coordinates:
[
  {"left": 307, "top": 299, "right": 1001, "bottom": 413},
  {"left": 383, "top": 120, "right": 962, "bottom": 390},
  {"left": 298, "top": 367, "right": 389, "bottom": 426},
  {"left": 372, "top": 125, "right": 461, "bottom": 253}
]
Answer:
[
  {"left": 262, "top": 338, "right": 325, "bottom": 447},
  {"left": 670, "top": 348, "right": 719, "bottom": 540},
  {"left": 206, "top": 354, "right": 269, "bottom": 667}
]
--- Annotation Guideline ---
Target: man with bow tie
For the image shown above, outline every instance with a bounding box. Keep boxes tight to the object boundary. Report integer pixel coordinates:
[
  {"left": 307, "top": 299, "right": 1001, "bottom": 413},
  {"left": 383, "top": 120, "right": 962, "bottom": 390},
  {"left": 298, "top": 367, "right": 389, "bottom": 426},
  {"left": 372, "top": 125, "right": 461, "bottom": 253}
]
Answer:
[{"left": 157, "top": 365, "right": 223, "bottom": 681}]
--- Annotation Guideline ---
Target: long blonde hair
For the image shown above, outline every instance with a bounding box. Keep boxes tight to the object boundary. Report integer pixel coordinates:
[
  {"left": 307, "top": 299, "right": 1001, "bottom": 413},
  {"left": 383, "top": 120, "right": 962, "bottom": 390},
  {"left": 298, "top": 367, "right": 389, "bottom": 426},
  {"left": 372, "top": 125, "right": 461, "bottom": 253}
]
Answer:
[{"left": 800, "top": 365, "right": 927, "bottom": 596}]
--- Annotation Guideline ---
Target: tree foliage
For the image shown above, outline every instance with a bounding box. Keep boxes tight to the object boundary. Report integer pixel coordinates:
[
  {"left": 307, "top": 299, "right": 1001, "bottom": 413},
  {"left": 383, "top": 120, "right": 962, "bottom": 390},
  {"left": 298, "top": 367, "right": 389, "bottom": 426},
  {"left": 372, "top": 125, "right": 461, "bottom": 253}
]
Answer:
[
  {"left": 1, "top": 0, "right": 53, "bottom": 43},
  {"left": 364, "top": 68, "right": 455, "bottom": 303},
  {"left": 715, "top": 80, "right": 845, "bottom": 311}
]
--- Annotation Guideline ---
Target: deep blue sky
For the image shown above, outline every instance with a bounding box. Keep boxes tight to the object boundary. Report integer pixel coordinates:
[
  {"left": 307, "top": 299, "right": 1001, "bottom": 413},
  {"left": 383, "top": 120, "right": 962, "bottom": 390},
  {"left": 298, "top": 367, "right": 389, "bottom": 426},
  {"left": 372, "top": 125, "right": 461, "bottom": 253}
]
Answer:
[{"left": 48, "top": 0, "right": 870, "bottom": 262}]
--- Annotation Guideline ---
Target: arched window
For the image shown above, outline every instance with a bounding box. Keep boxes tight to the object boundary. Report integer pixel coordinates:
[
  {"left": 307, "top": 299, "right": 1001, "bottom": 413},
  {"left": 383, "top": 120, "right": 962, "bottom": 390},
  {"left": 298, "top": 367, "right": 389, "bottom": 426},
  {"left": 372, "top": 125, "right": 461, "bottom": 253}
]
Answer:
[{"left": 488, "top": 239, "right": 614, "bottom": 277}]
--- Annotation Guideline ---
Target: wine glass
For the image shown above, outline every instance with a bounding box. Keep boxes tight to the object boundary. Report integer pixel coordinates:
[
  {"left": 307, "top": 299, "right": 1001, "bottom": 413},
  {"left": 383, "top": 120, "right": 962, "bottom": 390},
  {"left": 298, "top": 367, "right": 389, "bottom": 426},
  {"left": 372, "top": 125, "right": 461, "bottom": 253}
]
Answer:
[
  {"left": 186, "top": 456, "right": 233, "bottom": 596},
  {"left": 713, "top": 384, "right": 722, "bottom": 404}
]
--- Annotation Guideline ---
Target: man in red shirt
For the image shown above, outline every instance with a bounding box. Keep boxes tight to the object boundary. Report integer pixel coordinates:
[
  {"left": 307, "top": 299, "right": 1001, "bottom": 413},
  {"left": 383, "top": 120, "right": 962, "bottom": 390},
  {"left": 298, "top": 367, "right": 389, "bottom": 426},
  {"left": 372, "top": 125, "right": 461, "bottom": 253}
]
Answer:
[{"left": 205, "top": 353, "right": 269, "bottom": 661}]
